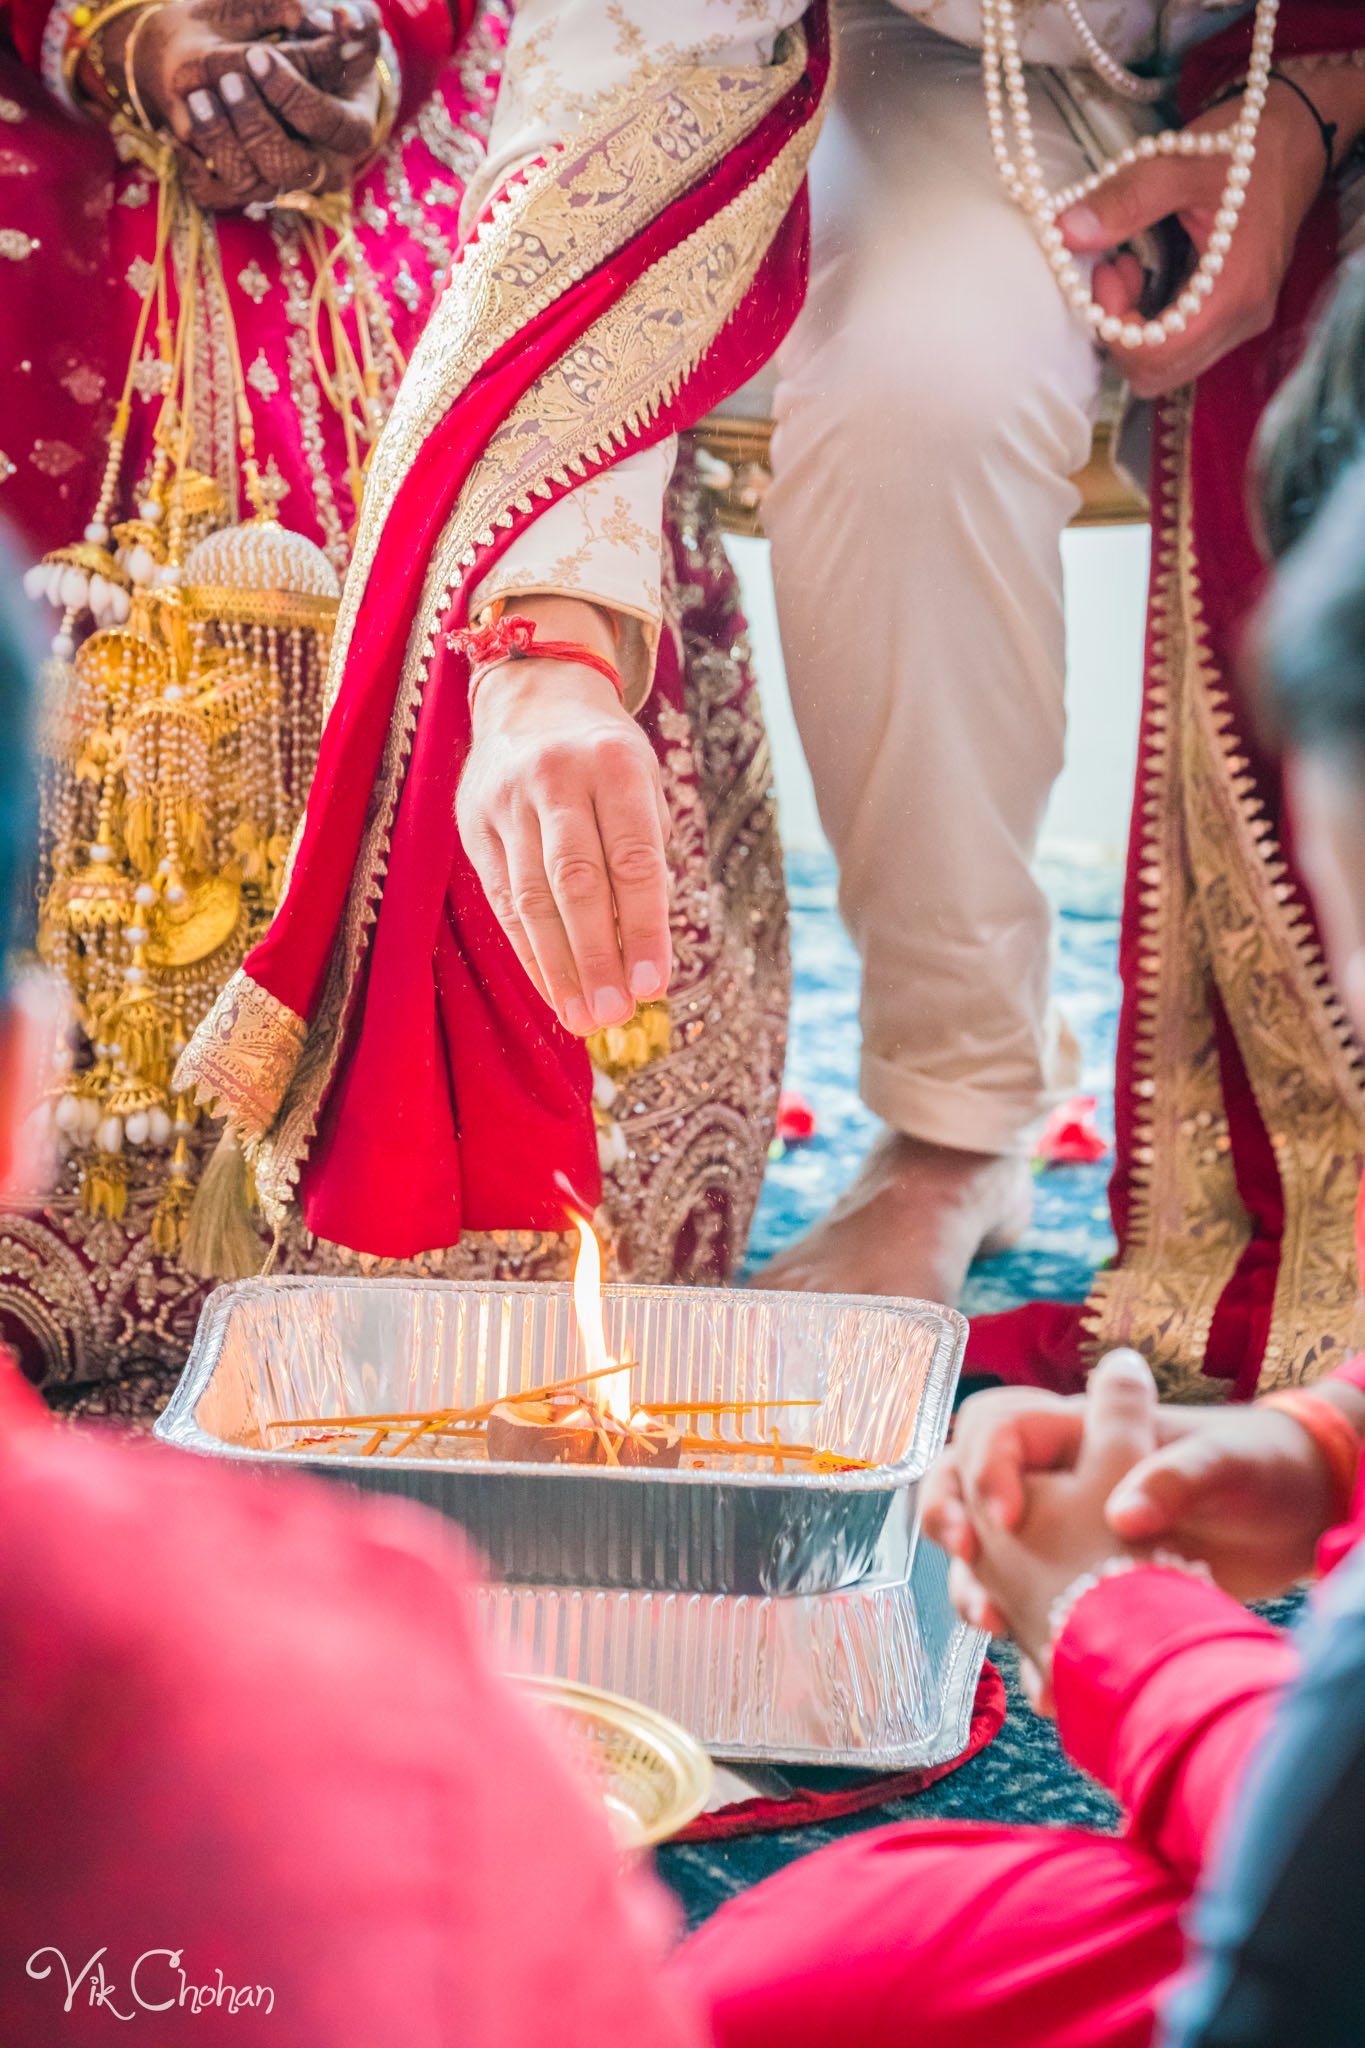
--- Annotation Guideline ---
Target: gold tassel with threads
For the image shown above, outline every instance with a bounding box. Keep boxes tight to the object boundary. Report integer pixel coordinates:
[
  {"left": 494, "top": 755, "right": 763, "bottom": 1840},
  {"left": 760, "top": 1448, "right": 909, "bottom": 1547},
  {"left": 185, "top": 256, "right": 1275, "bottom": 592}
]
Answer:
[
  {"left": 27, "top": 138, "right": 401, "bottom": 1269},
  {"left": 177, "top": 1128, "right": 266, "bottom": 1280}
]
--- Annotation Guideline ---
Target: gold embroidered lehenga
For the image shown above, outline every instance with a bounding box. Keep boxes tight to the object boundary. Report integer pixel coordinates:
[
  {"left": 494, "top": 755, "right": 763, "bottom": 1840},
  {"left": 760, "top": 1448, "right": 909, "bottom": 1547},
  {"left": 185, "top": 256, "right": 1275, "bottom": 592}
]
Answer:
[
  {"left": 972, "top": 12, "right": 1365, "bottom": 1400},
  {"left": 0, "top": 0, "right": 795, "bottom": 1413}
]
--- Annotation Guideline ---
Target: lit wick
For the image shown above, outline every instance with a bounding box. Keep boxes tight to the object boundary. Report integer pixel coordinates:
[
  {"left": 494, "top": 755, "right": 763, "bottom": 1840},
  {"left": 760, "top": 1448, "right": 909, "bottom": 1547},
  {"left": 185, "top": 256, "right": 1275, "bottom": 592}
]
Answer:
[{"left": 483, "top": 1205, "right": 680, "bottom": 1468}]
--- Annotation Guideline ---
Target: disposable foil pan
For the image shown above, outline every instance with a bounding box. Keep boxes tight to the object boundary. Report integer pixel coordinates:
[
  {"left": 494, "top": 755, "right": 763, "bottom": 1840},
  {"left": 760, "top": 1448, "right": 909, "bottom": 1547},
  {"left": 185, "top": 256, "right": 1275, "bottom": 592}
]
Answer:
[
  {"left": 157, "top": 1277, "right": 967, "bottom": 1600},
  {"left": 482, "top": 1538, "right": 988, "bottom": 1769}
]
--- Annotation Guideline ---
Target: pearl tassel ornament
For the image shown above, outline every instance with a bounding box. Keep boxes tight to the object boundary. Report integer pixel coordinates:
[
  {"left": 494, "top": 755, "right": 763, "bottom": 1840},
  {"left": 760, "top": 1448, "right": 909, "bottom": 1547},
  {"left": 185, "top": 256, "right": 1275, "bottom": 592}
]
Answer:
[{"left": 981, "top": 0, "right": 1279, "bottom": 350}]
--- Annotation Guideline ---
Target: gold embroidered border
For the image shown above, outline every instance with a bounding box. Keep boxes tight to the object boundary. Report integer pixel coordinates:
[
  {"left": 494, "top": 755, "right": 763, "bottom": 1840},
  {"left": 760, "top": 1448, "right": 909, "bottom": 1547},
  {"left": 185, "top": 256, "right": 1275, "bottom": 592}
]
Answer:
[
  {"left": 322, "top": 30, "right": 813, "bottom": 725},
  {"left": 175, "top": 966, "right": 307, "bottom": 1146},
  {"left": 251, "top": 84, "right": 823, "bottom": 1225},
  {"left": 1085, "top": 395, "right": 1365, "bottom": 1394},
  {"left": 1083, "top": 397, "right": 1246, "bottom": 1397}
]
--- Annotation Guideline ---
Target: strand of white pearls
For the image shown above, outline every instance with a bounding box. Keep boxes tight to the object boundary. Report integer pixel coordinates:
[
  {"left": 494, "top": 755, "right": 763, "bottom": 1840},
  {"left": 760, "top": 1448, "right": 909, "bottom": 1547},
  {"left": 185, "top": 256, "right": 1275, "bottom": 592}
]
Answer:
[
  {"left": 1057, "top": 0, "right": 1166, "bottom": 102},
  {"left": 981, "top": 0, "right": 1279, "bottom": 350}
]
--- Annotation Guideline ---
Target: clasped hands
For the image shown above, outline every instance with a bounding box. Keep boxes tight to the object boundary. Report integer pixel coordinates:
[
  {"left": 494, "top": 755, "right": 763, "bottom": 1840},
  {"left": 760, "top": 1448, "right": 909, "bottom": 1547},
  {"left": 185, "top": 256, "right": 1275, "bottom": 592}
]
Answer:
[
  {"left": 98, "top": 0, "right": 385, "bottom": 210},
  {"left": 922, "top": 1350, "right": 1343, "bottom": 1714}
]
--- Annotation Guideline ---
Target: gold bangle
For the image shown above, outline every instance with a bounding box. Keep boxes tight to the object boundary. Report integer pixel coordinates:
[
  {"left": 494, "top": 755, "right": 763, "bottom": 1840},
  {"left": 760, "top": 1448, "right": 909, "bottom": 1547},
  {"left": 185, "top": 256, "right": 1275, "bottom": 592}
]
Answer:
[
  {"left": 120, "top": 1, "right": 162, "bottom": 132},
  {"left": 370, "top": 50, "right": 397, "bottom": 156},
  {"left": 62, "top": 0, "right": 158, "bottom": 122}
]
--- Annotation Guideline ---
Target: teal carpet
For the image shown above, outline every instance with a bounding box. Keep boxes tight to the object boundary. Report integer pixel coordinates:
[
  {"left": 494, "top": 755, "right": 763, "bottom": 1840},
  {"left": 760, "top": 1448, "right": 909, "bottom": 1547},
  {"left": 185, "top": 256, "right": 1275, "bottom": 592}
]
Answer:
[{"left": 663, "top": 850, "right": 1126, "bottom": 1925}]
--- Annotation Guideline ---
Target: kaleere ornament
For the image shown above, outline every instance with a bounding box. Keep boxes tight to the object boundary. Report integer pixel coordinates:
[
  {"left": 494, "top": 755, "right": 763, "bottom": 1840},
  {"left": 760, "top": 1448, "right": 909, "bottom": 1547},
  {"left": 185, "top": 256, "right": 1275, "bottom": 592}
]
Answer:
[{"left": 28, "top": 131, "right": 397, "bottom": 1254}]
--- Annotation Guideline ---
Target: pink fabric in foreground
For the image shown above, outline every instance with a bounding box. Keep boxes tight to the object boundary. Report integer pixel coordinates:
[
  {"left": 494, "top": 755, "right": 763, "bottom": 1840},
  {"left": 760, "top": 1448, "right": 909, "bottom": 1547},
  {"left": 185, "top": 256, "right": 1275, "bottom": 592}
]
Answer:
[{"left": 0, "top": 1366, "right": 703, "bottom": 2048}]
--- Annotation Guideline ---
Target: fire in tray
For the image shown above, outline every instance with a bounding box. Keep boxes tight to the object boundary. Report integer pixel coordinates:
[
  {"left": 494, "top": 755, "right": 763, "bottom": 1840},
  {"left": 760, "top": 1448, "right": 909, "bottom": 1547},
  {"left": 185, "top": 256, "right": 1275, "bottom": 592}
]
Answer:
[{"left": 271, "top": 1216, "right": 867, "bottom": 1475}]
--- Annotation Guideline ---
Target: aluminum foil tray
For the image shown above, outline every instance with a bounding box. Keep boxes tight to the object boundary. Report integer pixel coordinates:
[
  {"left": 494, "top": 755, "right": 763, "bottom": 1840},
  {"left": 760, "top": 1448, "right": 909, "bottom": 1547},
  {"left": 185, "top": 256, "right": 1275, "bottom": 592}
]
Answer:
[
  {"left": 484, "top": 1537, "right": 987, "bottom": 1769},
  {"left": 157, "top": 1277, "right": 966, "bottom": 1600}
]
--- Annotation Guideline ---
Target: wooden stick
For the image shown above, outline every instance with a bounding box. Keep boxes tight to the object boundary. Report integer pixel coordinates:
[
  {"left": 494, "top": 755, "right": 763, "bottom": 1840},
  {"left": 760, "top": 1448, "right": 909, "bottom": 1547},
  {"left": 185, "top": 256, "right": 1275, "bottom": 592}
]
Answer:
[
  {"left": 635, "top": 1399, "right": 819, "bottom": 1417},
  {"left": 266, "top": 1359, "right": 638, "bottom": 1436}
]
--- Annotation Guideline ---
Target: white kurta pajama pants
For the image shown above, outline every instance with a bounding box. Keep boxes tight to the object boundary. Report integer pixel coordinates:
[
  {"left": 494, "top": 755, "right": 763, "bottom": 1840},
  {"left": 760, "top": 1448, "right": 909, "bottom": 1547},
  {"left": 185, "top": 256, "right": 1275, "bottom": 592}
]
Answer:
[
  {"left": 766, "top": 3, "right": 1120, "bottom": 1159},
  {"left": 461, "top": 0, "right": 1185, "bottom": 1161}
]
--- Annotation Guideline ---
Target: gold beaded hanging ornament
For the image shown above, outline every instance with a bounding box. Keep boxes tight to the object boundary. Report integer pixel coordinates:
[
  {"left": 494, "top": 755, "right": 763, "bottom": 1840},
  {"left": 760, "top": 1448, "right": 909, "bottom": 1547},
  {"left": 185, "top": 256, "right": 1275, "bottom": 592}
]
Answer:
[{"left": 30, "top": 150, "right": 394, "bottom": 1257}]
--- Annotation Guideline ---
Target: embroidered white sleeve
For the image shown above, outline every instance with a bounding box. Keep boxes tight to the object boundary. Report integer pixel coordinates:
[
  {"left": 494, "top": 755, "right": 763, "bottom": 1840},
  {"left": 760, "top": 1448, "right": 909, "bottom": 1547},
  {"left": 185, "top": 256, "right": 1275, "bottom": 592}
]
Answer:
[
  {"left": 467, "top": 440, "right": 675, "bottom": 713},
  {"left": 457, "top": 0, "right": 806, "bottom": 688},
  {"left": 460, "top": 0, "right": 809, "bottom": 234}
]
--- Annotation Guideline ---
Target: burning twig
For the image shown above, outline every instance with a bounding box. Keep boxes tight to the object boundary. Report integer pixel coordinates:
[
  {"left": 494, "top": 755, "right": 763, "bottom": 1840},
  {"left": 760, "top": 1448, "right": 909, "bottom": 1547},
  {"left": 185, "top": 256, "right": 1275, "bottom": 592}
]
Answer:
[{"left": 268, "top": 1358, "right": 637, "bottom": 1438}]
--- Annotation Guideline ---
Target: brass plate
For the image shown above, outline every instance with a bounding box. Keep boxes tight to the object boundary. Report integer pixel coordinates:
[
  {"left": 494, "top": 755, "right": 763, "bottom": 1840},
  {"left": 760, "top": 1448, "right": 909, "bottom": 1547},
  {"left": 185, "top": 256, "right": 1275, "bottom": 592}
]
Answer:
[{"left": 516, "top": 1675, "right": 712, "bottom": 1850}]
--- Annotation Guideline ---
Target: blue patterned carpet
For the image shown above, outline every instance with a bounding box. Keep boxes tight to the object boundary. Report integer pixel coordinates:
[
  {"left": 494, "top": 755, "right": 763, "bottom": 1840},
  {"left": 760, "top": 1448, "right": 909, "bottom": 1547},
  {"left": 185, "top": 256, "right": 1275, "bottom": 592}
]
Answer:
[
  {"left": 663, "top": 849, "right": 1126, "bottom": 1925},
  {"left": 744, "top": 849, "right": 1123, "bottom": 1311}
]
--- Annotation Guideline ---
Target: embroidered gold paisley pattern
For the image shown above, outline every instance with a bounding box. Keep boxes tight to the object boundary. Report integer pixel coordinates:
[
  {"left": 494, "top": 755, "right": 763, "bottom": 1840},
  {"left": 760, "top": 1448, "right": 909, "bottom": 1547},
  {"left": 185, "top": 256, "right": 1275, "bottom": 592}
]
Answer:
[{"left": 1084, "top": 397, "right": 1365, "bottom": 1395}]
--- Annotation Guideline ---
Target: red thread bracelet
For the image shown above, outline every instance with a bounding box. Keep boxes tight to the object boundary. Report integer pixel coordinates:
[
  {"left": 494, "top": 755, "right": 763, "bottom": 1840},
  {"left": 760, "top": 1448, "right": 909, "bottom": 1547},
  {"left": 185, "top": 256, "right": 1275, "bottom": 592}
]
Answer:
[{"left": 450, "top": 612, "right": 625, "bottom": 710}]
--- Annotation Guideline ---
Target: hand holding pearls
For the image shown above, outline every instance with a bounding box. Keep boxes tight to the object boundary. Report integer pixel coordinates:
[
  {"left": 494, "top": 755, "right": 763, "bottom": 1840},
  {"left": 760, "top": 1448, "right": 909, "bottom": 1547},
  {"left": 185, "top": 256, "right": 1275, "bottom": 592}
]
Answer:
[{"left": 982, "top": 0, "right": 1280, "bottom": 351}]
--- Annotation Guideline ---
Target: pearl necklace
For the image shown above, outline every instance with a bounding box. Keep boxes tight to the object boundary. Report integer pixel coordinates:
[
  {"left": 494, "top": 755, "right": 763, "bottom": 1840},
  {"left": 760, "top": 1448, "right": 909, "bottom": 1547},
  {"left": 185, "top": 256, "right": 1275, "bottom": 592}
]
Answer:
[{"left": 982, "top": 0, "right": 1279, "bottom": 349}]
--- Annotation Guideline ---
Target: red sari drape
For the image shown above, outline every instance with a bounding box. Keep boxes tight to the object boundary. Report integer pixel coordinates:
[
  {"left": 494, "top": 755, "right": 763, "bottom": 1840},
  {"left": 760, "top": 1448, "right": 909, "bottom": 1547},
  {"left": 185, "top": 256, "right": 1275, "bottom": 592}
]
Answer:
[{"left": 177, "top": 12, "right": 830, "bottom": 1258}]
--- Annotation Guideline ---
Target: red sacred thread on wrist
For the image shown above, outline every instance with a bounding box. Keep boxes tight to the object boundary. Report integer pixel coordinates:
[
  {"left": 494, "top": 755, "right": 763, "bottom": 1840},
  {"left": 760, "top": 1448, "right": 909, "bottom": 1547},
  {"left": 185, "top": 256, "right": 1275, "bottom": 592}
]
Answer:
[
  {"left": 1257, "top": 1388, "right": 1363, "bottom": 1526},
  {"left": 449, "top": 612, "right": 625, "bottom": 711}
]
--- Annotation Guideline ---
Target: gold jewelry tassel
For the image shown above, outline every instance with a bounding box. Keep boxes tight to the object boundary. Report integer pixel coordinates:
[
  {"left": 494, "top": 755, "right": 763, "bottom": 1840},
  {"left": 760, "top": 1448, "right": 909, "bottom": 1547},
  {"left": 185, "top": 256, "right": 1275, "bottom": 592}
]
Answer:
[{"left": 177, "top": 1127, "right": 266, "bottom": 1278}]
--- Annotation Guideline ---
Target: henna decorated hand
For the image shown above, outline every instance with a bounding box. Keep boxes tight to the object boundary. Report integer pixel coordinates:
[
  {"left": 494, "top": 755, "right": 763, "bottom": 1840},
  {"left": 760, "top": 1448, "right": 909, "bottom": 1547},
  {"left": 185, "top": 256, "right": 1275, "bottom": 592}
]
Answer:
[{"left": 96, "top": 0, "right": 383, "bottom": 210}]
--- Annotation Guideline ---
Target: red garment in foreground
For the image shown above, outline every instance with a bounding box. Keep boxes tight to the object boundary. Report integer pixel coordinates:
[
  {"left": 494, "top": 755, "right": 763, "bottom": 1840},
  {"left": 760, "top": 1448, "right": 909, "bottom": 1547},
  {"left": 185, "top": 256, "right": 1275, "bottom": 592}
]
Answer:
[
  {"left": 679, "top": 1355, "right": 1365, "bottom": 2048},
  {"left": 0, "top": 1367, "right": 701, "bottom": 2048}
]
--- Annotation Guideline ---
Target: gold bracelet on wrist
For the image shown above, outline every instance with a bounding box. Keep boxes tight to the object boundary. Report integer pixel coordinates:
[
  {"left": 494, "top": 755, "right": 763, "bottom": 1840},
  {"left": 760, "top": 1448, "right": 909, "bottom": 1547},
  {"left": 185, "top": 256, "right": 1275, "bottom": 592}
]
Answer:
[
  {"left": 120, "top": 0, "right": 163, "bottom": 132},
  {"left": 369, "top": 50, "right": 397, "bottom": 157},
  {"left": 62, "top": 0, "right": 159, "bottom": 125}
]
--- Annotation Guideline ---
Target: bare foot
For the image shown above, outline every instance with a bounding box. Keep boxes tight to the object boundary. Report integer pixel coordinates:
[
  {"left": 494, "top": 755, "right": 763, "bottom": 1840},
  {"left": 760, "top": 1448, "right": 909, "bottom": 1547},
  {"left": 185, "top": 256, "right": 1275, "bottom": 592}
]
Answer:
[{"left": 752, "top": 1131, "right": 1033, "bottom": 1305}]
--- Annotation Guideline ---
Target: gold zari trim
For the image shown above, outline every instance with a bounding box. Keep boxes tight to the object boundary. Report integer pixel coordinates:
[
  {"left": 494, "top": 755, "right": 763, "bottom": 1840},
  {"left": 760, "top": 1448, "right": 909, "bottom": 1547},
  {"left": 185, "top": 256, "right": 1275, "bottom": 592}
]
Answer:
[
  {"left": 175, "top": 967, "right": 307, "bottom": 1146},
  {"left": 1085, "top": 397, "right": 1365, "bottom": 1395}
]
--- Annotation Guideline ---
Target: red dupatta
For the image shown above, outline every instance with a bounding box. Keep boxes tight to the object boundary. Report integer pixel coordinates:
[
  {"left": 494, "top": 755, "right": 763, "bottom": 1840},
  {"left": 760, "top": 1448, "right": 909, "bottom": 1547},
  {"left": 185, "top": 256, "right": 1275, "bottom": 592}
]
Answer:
[
  {"left": 178, "top": 12, "right": 830, "bottom": 1258},
  {"left": 973, "top": 2, "right": 1365, "bottom": 1397}
]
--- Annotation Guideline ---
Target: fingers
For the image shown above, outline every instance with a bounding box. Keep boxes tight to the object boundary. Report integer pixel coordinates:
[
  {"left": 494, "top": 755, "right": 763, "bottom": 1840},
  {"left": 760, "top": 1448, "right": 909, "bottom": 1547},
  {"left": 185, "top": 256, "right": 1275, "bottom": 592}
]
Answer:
[
  {"left": 1105, "top": 1435, "right": 1226, "bottom": 1543},
  {"left": 181, "top": 86, "right": 272, "bottom": 207},
  {"left": 1059, "top": 156, "right": 1220, "bottom": 254},
  {"left": 594, "top": 762, "right": 671, "bottom": 1006},
  {"left": 461, "top": 822, "right": 553, "bottom": 1013},
  {"left": 204, "top": 58, "right": 321, "bottom": 191},
  {"left": 1091, "top": 253, "right": 1144, "bottom": 322},
  {"left": 245, "top": 40, "right": 375, "bottom": 159},
  {"left": 920, "top": 1450, "right": 977, "bottom": 1563},
  {"left": 1078, "top": 1348, "right": 1159, "bottom": 1491},
  {"left": 536, "top": 799, "right": 632, "bottom": 1033},
  {"left": 272, "top": 27, "right": 376, "bottom": 96},
  {"left": 960, "top": 1406, "right": 1084, "bottom": 1532},
  {"left": 1018, "top": 1655, "right": 1056, "bottom": 1719},
  {"left": 498, "top": 811, "right": 593, "bottom": 1035},
  {"left": 947, "top": 1555, "right": 1009, "bottom": 1638},
  {"left": 946, "top": 1387, "right": 1082, "bottom": 1534},
  {"left": 212, "top": 0, "right": 318, "bottom": 39}
]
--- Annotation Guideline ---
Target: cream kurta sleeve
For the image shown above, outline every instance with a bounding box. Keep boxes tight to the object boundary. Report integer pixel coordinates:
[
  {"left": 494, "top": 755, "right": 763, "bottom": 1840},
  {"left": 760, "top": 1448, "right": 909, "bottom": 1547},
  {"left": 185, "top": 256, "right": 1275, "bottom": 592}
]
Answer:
[{"left": 463, "top": 0, "right": 808, "bottom": 711}]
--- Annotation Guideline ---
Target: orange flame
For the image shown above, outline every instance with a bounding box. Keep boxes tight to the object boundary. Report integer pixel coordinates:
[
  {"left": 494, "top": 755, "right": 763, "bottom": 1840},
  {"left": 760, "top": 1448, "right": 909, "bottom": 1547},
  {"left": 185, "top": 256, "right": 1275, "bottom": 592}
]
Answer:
[{"left": 570, "top": 1211, "right": 632, "bottom": 1422}]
